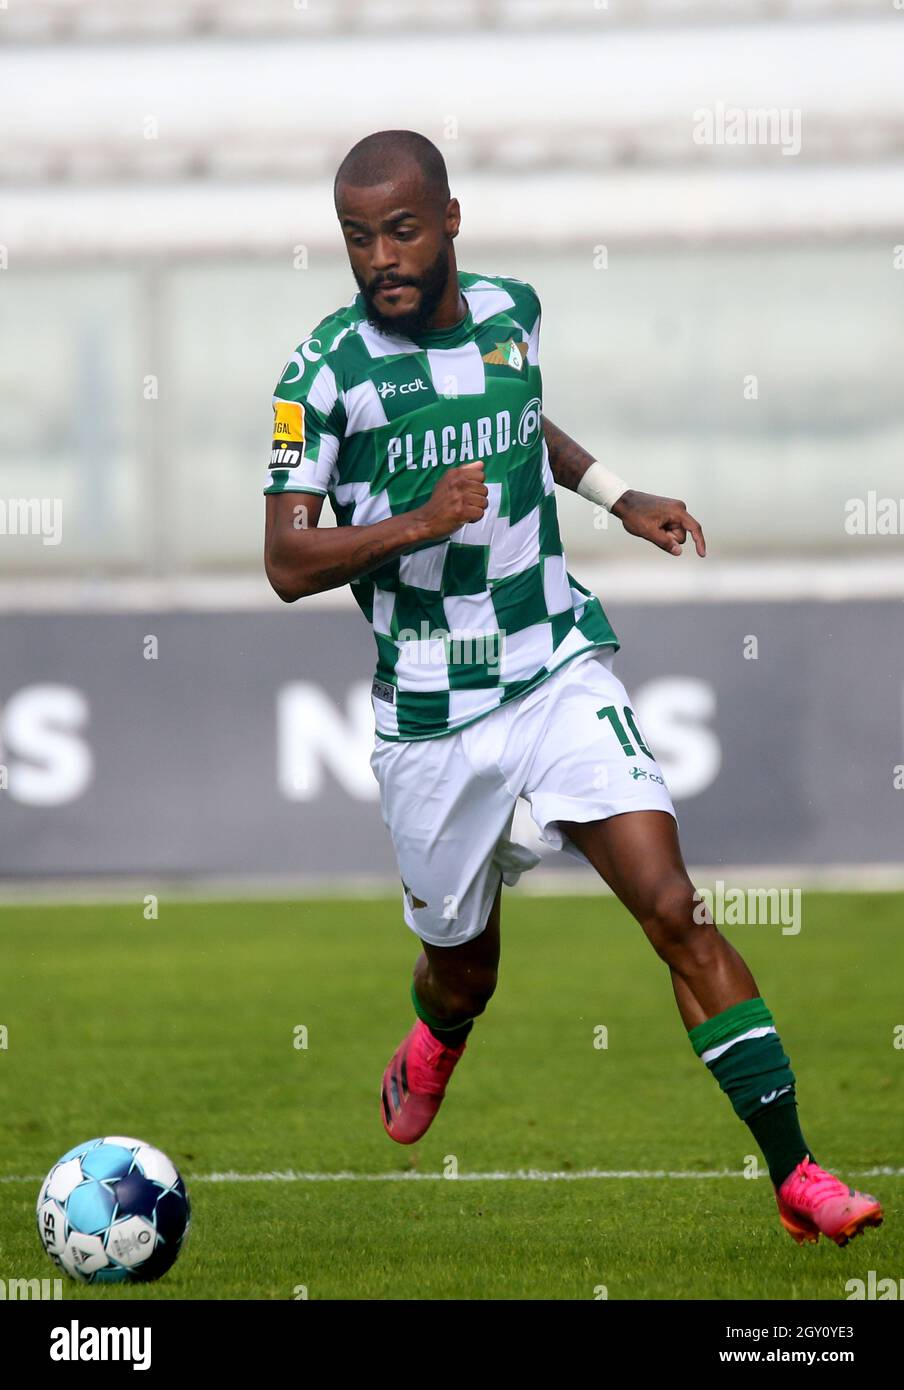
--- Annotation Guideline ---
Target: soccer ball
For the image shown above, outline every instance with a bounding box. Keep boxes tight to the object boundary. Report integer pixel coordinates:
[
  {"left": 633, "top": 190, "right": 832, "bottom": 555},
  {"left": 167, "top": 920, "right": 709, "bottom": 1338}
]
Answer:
[{"left": 36, "top": 1136, "right": 191, "bottom": 1284}]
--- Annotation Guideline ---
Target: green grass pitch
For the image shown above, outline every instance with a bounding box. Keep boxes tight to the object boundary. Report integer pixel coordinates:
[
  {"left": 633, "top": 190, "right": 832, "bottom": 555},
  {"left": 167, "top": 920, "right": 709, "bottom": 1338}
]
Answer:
[{"left": 0, "top": 892, "right": 900, "bottom": 1300}]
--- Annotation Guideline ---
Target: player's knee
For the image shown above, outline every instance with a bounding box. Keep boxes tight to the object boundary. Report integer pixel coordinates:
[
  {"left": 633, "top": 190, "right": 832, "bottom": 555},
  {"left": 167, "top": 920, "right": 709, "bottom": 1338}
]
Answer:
[
  {"left": 641, "top": 878, "right": 713, "bottom": 964},
  {"left": 438, "top": 967, "right": 498, "bottom": 1019}
]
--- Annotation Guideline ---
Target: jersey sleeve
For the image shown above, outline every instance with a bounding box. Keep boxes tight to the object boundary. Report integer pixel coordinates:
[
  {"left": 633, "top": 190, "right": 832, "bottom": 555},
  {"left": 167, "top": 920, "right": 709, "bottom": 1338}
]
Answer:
[
  {"left": 496, "top": 274, "right": 542, "bottom": 367},
  {"left": 523, "top": 282, "right": 541, "bottom": 367},
  {"left": 263, "top": 338, "right": 347, "bottom": 497}
]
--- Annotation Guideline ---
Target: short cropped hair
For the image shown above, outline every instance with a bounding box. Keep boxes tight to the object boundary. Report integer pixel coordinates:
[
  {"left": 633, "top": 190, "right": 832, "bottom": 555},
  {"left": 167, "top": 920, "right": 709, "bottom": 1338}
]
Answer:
[{"left": 334, "top": 130, "right": 450, "bottom": 210}]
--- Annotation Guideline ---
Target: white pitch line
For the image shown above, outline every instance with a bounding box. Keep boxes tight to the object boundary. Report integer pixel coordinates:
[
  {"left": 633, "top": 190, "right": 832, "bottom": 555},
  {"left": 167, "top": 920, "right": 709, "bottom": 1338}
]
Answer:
[{"left": 4, "top": 1166, "right": 903, "bottom": 1185}]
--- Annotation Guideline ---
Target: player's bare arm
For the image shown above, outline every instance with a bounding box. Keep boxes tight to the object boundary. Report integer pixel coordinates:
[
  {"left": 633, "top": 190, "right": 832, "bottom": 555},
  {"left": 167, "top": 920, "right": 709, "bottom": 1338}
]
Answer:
[
  {"left": 541, "top": 414, "right": 707, "bottom": 558},
  {"left": 264, "top": 462, "right": 488, "bottom": 601}
]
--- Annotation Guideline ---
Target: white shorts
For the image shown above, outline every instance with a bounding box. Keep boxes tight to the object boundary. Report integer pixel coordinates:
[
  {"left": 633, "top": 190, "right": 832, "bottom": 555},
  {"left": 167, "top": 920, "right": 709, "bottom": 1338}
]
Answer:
[{"left": 369, "top": 645, "right": 676, "bottom": 948}]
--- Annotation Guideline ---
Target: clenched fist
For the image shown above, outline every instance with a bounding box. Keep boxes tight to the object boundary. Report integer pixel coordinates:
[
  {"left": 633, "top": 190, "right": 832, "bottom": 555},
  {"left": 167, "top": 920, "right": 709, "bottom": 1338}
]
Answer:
[{"left": 417, "top": 462, "right": 489, "bottom": 541}]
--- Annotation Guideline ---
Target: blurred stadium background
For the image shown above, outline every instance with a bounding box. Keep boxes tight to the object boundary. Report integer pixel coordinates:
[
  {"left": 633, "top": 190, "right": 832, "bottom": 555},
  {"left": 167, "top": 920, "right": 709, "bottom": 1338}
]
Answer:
[{"left": 1, "top": 0, "right": 903, "bottom": 889}]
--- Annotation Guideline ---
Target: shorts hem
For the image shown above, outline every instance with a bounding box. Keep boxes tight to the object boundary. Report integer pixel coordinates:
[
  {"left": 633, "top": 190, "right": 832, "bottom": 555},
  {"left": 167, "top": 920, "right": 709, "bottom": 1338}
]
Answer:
[
  {"left": 533, "top": 794, "right": 678, "bottom": 862},
  {"left": 402, "top": 866, "right": 504, "bottom": 949}
]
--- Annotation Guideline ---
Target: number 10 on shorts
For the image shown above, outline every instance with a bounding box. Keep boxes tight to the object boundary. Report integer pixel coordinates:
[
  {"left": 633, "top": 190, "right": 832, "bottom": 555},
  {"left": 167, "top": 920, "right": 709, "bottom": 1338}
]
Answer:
[{"left": 596, "top": 703, "right": 654, "bottom": 759}]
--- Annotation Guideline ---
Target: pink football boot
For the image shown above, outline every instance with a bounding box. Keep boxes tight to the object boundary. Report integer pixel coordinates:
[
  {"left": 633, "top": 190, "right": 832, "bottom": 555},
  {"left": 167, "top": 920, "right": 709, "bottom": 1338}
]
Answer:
[
  {"left": 775, "top": 1155, "right": 884, "bottom": 1247},
  {"left": 381, "top": 1018, "right": 468, "bottom": 1144}
]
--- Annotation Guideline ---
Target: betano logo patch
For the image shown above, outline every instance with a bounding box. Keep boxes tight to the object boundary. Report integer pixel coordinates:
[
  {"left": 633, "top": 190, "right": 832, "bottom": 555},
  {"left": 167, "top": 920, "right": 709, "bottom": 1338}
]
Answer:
[{"left": 272, "top": 400, "right": 305, "bottom": 445}]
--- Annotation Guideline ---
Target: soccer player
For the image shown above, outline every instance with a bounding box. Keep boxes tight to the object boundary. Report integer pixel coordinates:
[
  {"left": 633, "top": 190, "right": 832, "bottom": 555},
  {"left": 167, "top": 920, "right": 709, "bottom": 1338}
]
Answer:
[{"left": 264, "top": 130, "right": 882, "bottom": 1247}]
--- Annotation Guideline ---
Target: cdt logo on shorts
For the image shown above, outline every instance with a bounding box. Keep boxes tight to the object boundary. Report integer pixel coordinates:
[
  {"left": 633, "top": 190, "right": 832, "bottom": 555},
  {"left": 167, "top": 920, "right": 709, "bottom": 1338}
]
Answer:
[{"left": 630, "top": 766, "right": 665, "bottom": 785}]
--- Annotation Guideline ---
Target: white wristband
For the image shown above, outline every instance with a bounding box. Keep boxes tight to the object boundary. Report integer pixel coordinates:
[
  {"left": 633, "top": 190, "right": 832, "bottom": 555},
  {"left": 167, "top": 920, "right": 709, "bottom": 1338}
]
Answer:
[{"left": 575, "top": 460, "right": 630, "bottom": 511}]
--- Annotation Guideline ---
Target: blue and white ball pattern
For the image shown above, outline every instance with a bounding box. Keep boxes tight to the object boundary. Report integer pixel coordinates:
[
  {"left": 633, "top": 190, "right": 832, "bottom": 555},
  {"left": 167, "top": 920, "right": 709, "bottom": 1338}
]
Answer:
[{"left": 36, "top": 1137, "right": 191, "bottom": 1283}]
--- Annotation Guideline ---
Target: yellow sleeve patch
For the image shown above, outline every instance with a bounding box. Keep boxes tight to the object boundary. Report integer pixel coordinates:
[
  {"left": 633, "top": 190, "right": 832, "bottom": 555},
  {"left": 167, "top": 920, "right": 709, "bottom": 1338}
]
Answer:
[{"left": 272, "top": 400, "right": 305, "bottom": 445}]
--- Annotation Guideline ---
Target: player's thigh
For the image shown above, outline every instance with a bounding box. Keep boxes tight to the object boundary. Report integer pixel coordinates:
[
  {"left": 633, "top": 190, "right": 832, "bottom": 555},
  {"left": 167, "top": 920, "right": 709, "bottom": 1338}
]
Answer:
[
  {"left": 521, "top": 648, "right": 676, "bottom": 858},
  {"left": 558, "top": 808, "right": 693, "bottom": 926},
  {"left": 370, "top": 732, "right": 514, "bottom": 949}
]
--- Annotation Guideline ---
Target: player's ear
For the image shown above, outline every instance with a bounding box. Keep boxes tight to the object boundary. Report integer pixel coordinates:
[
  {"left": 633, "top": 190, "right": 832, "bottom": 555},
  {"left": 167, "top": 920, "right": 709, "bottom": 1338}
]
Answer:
[{"left": 445, "top": 196, "right": 461, "bottom": 239}]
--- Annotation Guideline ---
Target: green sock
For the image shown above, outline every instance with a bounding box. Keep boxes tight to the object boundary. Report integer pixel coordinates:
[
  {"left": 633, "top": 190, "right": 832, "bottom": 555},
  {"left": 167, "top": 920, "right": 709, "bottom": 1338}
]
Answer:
[
  {"left": 746, "top": 1100, "right": 814, "bottom": 1188},
  {"left": 410, "top": 981, "right": 475, "bottom": 1045},
  {"left": 687, "top": 997, "right": 815, "bottom": 1186}
]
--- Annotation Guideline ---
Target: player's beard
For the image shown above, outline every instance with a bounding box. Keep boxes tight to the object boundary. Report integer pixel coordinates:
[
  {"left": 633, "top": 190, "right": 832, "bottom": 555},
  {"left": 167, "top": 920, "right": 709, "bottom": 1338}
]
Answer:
[{"left": 357, "top": 247, "right": 451, "bottom": 338}]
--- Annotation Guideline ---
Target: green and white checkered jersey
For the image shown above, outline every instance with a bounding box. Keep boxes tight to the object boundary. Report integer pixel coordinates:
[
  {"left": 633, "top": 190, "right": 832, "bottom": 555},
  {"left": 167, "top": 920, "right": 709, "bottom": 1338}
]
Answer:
[{"left": 264, "top": 270, "right": 619, "bottom": 741}]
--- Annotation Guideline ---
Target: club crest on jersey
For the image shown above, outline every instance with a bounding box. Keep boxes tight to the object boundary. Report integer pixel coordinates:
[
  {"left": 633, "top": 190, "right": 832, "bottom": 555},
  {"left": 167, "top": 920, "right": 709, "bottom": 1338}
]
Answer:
[{"left": 482, "top": 338, "right": 528, "bottom": 370}]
